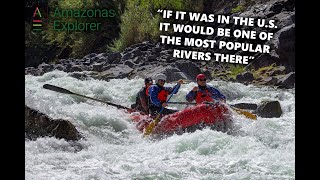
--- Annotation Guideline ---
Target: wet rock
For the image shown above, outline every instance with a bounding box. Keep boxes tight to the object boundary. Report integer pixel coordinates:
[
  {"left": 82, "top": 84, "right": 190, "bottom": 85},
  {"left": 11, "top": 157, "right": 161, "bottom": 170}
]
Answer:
[
  {"left": 276, "top": 72, "right": 295, "bottom": 89},
  {"left": 98, "top": 64, "right": 134, "bottom": 80},
  {"left": 69, "top": 72, "right": 89, "bottom": 80},
  {"left": 277, "top": 24, "right": 295, "bottom": 71},
  {"left": 236, "top": 71, "right": 254, "bottom": 83},
  {"left": 83, "top": 53, "right": 97, "bottom": 59},
  {"left": 261, "top": 76, "right": 278, "bottom": 86},
  {"left": 92, "top": 62, "right": 104, "bottom": 72},
  {"left": 147, "top": 55, "right": 157, "bottom": 62},
  {"left": 255, "top": 100, "right": 283, "bottom": 118},
  {"left": 269, "top": 66, "right": 286, "bottom": 76},
  {"left": 122, "top": 52, "right": 133, "bottom": 61},
  {"left": 25, "top": 67, "right": 37, "bottom": 75},
  {"left": 272, "top": 11, "right": 295, "bottom": 29},
  {"left": 70, "top": 65, "right": 84, "bottom": 72},
  {"left": 174, "top": 60, "right": 202, "bottom": 80},
  {"left": 38, "top": 63, "right": 54, "bottom": 73},
  {"left": 54, "top": 64, "right": 66, "bottom": 71},
  {"left": 124, "top": 60, "right": 135, "bottom": 68},
  {"left": 25, "top": 105, "right": 82, "bottom": 141},
  {"left": 163, "top": 67, "right": 188, "bottom": 82},
  {"left": 107, "top": 52, "right": 121, "bottom": 64}
]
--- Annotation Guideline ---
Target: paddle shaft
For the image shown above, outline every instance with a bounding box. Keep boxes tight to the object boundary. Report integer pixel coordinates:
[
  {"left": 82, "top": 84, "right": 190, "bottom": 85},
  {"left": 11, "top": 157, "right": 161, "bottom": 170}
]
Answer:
[
  {"left": 43, "top": 84, "right": 131, "bottom": 111},
  {"left": 228, "top": 105, "right": 257, "bottom": 120}
]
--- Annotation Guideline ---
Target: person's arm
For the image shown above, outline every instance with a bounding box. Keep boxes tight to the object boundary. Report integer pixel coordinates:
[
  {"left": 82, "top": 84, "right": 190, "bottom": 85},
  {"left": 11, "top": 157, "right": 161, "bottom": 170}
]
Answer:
[
  {"left": 149, "top": 86, "right": 162, "bottom": 107},
  {"left": 208, "top": 86, "right": 226, "bottom": 101},
  {"left": 138, "top": 90, "right": 149, "bottom": 113},
  {"left": 186, "top": 90, "right": 197, "bottom": 102},
  {"left": 165, "top": 83, "right": 181, "bottom": 95}
]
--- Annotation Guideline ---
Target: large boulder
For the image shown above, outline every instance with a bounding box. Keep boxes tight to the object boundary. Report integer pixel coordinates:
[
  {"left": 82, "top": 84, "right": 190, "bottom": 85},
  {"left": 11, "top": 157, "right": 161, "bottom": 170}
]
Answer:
[
  {"left": 236, "top": 71, "right": 254, "bottom": 83},
  {"left": 255, "top": 100, "right": 283, "bottom": 118},
  {"left": 25, "top": 105, "right": 82, "bottom": 141},
  {"left": 276, "top": 72, "right": 295, "bottom": 89}
]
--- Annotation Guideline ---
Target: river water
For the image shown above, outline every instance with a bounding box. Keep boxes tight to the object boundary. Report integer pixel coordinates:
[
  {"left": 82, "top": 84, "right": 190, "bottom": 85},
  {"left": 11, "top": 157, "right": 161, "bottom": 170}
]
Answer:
[{"left": 25, "top": 70, "right": 295, "bottom": 179}]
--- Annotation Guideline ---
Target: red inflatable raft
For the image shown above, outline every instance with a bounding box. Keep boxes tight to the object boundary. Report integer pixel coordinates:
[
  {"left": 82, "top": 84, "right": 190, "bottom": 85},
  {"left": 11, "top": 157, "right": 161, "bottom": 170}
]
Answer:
[{"left": 130, "top": 102, "right": 233, "bottom": 135}]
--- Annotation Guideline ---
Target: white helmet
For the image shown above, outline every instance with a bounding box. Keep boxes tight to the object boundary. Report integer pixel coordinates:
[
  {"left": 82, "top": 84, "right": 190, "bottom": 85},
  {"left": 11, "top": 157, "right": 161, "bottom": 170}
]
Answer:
[{"left": 154, "top": 73, "right": 167, "bottom": 82}]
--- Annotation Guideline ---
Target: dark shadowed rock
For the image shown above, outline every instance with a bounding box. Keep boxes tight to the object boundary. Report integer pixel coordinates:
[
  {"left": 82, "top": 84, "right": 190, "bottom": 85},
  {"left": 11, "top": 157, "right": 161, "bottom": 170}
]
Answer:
[
  {"left": 272, "top": 11, "right": 295, "bottom": 29},
  {"left": 276, "top": 24, "right": 295, "bottom": 71},
  {"left": 269, "top": 66, "right": 286, "bottom": 76},
  {"left": 122, "top": 52, "right": 133, "bottom": 61},
  {"left": 147, "top": 55, "right": 157, "bottom": 61},
  {"left": 236, "top": 71, "right": 254, "bottom": 83},
  {"left": 54, "top": 64, "right": 66, "bottom": 71},
  {"left": 92, "top": 62, "right": 104, "bottom": 72},
  {"left": 25, "top": 67, "right": 38, "bottom": 75},
  {"left": 70, "top": 65, "right": 84, "bottom": 72},
  {"left": 249, "top": 54, "right": 279, "bottom": 70},
  {"left": 260, "top": 77, "right": 278, "bottom": 86},
  {"left": 255, "top": 100, "right": 283, "bottom": 118},
  {"left": 124, "top": 60, "right": 135, "bottom": 68},
  {"left": 276, "top": 72, "right": 295, "bottom": 88},
  {"left": 107, "top": 52, "right": 121, "bottom": 64},
  {"left": 174, "top": 60, "right": 202, "bottom": 80},
  {"left": 25, "top": 105, "right": 82, "bottom": 141},
  {"left": 98, "top": 64, "right": 134, "bottom": 80},
  {"left": 83, "top": 53, "right": 97, "bottom": 59},
  {"left": 69, "top": 72, "right": 89, "bottom": 80},
  {"left": 266, "top": 0, "right": 285, "bottom": 17},
  {"left": 132, "top": 56, "right": 144, "bottom": 64},
  {"left": 163, "top": 67, "right": 188, "bottom": 82},
  {"left": 38, "top": 63, "right": 54, "bottom": 73}
]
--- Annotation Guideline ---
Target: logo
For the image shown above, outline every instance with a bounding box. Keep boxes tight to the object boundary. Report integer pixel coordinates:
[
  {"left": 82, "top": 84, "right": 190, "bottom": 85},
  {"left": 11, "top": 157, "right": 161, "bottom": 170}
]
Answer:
[{"left": 31, "top": 0, "right": 49, "bottom": 31}]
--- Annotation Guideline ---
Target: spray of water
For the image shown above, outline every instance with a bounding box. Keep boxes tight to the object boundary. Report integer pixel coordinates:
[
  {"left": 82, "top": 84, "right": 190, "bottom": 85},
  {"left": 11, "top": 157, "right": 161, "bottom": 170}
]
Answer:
[{"left": 25, "top": 70, "right": 295, "bottom": 179}]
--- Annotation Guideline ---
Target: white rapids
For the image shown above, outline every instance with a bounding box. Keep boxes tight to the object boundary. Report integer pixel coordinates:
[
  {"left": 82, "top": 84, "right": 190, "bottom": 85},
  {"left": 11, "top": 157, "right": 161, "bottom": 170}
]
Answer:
[{"left": 25, "top": 70, "right": 295, "bottom": 179}]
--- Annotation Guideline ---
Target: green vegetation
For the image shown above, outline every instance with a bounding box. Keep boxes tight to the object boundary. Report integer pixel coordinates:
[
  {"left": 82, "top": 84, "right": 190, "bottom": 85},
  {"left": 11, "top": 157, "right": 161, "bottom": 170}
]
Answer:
[
  {"left": 253, "top": 63, "right": 277, "bottom": 78},
  {"left": 25, "top": 0, "right": 121, "bottom": 66},
  {"left": 231, "top": 5, "right": 245, "bottom": 13},
  {"left": 26, "top": 0, "right": 198, "bottom": 65},
  {"left": 231, "top": 0, "right": 254, "bottom": 13},
  {"left": 110, "top": 0, "right": 190, "bottom": 52},
  {"left": 228, "top": 64, "right": 246, "bottom": 79}
]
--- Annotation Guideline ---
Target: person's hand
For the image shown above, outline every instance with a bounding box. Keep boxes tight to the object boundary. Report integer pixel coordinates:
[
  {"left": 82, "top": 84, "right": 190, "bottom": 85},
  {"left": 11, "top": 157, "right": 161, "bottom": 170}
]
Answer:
[
  {"left": 177, "top": 79, "right": 184, "bottom": 84},
  {"left": 162, "top": 102, "right": 168, "bottom": 107},
  {"left": 192, "top": 86, "right": 199, "bottom": 92}
]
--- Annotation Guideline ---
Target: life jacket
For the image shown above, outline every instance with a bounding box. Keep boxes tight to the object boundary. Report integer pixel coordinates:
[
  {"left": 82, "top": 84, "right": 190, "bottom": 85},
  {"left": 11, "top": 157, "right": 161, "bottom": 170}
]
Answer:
[
  {"left": 146, "top": 86, "right": 150, "bottom": 96},
  {"left": 157, "top": 88, "right": 169, "bottom": 103},
  {"left": 195, "top": 89, "right": 213, "bottom": 104}
]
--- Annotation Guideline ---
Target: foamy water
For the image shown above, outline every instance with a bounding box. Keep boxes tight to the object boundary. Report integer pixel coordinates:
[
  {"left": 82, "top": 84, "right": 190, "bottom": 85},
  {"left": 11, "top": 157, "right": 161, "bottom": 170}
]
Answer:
[{"left": 25, "top": 70, "right": 295, "bottom": 179}]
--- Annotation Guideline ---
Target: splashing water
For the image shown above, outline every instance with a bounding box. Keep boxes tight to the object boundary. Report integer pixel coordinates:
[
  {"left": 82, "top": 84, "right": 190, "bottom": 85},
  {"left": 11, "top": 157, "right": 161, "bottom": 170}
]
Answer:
[{"left": 25, "top": 70, "right": 295, "bottom": 179}]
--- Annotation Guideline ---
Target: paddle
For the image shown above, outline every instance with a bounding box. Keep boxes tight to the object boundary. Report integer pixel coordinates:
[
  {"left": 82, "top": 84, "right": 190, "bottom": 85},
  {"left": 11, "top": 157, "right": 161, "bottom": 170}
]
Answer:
[
  {"left": 143, "top": 83, "right": 181, "bottom": 136},
  {"left": 43, "top": 84, "right": 132, "bottom": 111},
  {"left": 229, "top": 105, "right": 257, "bottom": 120},
  {"left": 167, "top": 101, "right": 257, "bottom": 120}
]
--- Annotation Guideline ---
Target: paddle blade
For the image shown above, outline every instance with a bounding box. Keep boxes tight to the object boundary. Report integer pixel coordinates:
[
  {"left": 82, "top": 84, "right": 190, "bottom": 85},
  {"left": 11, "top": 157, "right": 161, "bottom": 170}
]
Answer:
[
  {"left": 231, "top": 107, "right": 257, "bottom": 120},
  {"left": 143, "top": 121, "right": 156, "bottom": 136},
  {"left": 43, "top": 84, "right": 74, "bottom": 95}
]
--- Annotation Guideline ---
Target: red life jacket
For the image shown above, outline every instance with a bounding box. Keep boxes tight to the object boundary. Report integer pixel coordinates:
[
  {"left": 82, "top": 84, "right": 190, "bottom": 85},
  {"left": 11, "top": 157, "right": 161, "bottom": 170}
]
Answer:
[
  {"left": 158, "top": 89, "right": 169, "bottom": 103},
  {"left": 195, "top": 89, "right": 213, "bottom": 104},
  {"left": 146, "top": 86, "right": 150, "bottom": 96}
]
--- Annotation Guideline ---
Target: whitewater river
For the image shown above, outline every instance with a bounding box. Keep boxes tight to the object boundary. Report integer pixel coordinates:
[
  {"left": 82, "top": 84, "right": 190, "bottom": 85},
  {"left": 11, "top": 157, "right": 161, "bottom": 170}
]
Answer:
[{"left": 25, "top": 70, "right": 295, "bottom": 180}]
